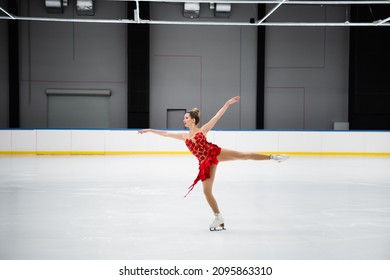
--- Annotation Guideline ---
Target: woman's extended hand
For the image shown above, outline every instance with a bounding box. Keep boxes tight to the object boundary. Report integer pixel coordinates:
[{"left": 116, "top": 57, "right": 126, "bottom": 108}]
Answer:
[
  {"left": 138, "top": 129, "right": 150, "bottom": 134},
  {"left": 226, "top": 96, "right": 240, "bottom": 106}
]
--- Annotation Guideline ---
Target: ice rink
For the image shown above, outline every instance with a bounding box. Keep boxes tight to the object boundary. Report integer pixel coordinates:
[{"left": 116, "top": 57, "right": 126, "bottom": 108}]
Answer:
[{"left": 0, "top": 154, "right": 389, "bottom": 260}]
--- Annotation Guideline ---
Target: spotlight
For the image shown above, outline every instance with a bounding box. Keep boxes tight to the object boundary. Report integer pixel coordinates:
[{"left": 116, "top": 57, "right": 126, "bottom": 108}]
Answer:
[
  {"left": 183, "top": 2, "right": 200, "bottom": 19},
  {"left": 45, "top": 0, "right": 64, "bottom": 14},
  {"left": 77, "top": 0, "right": 94, "bottom": 16},
  {"left": 215, "top": 3, "right": 231, "bottom": 18}
]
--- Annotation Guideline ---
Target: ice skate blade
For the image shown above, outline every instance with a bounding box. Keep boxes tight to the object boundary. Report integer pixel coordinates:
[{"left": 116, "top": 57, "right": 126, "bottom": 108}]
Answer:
[
  {"left": 209, "top": 224, "right": 226, "bottom": 231},
  {"left": 277, "top": 155, "right": 289, "bottom": 163}
]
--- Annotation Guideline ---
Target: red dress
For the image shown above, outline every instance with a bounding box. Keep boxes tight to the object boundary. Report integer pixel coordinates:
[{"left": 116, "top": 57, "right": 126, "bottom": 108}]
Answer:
[{"left": 184, "top": 131, "right": 221, "bottom": 197}]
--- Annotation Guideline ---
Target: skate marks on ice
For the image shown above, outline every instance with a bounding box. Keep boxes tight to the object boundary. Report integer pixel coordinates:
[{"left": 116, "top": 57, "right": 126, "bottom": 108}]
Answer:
[{"left": 0, "top": 155, "right": 390, "bottom": 259}]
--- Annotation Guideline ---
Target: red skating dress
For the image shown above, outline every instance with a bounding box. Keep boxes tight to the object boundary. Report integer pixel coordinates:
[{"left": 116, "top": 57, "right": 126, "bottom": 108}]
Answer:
[{"left": 184, "top": 131, "right": 221, "bottom": 197}]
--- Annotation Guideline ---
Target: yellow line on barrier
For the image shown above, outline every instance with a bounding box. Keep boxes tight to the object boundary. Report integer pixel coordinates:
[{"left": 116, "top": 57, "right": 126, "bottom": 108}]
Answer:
[
  {"left": 1, "top": 151, "right": 390, "bottom": 156},
  {"left": 105, "top": 151, "right": 190, "bottom": 155},
  {"left": 0, "top": 151, "right": 191, "bottom": 156},
  {"left": 279, "top": 152, "right": 390, "bottom": 157}
]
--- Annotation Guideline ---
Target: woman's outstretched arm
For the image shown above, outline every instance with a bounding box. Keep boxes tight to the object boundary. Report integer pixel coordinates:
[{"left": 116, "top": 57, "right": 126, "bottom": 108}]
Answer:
[
  {"left": 201, "top": 96, "right": 240, "bottom": 133},
  {"left": 138, "top": 129, "right": 186, "bottom": 141}
]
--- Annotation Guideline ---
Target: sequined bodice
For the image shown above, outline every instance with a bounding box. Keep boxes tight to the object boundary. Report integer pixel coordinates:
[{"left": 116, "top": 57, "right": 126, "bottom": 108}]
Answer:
[{"left": 185, "top": 132, "right": 210, "bottom": 163}]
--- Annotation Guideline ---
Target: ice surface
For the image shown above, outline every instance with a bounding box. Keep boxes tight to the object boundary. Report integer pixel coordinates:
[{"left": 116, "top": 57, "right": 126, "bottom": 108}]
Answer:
[{"left": 0, "top": 155, "right": 389, "bottom": 260}]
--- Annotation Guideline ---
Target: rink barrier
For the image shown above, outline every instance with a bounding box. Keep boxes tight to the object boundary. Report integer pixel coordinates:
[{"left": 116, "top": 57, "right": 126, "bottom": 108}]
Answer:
[
  {"left": 1, "top": 151, "right": 390, "bottom": 157},
  {"left": 0, "top": 129, "right": 390, "bottom": 156}
]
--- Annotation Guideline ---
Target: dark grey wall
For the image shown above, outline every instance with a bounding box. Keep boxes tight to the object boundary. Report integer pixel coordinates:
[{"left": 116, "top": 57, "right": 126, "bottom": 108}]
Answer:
[
  {"left": 150, "top": 3, "right": 258, "bottom": 129},
  {"left": 18, "top": 1, "right": 128, "bottom": 128},
  {"left": 265, "top": 5, "right": 349, "bottom": 129},
  {"left": 149, "top": 3, "right": 350, "bottom": 130},
  {"left": 1, "top": 2, "right": 351, "bottom": 130}
]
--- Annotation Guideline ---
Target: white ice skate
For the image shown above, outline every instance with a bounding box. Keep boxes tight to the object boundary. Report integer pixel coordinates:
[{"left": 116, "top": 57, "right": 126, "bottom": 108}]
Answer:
[
  {"left": 209, "top": 213, "right": 226, "bottom": 231},
  {"left": 270, "top": 154, "right": 289, "bottom": 163}
]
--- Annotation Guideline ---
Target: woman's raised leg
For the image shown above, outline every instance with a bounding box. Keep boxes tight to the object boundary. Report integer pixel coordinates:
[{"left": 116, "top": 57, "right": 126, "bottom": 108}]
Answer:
[{"left": 217, "top": 148, "right": 270, "bottom": 162}]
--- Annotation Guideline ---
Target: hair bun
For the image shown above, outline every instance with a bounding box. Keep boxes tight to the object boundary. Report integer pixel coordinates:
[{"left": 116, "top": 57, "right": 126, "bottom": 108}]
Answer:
[{"left": 191, "top": 108, "right": 200, "bottom": 117}]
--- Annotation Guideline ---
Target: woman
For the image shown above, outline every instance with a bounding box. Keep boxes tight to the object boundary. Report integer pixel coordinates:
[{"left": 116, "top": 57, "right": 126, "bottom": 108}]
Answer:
[{"left": 138, "top": 96, "right": 288, "bottom": 231}]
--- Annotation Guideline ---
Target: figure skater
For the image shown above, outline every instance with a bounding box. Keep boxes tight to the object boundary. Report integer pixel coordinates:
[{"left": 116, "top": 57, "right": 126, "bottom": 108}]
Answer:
[{"left": 138, "top": 96, "right": 288, "bottom": 231}]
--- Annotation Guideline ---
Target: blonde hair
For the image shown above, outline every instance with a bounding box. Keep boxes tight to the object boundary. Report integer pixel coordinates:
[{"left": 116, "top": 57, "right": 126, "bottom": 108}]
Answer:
[{"left": 187, "top": 108, "right": 200, "bottom": 125}]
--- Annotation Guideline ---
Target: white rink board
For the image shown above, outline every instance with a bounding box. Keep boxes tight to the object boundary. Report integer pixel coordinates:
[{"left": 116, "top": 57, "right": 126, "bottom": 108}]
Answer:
[{"left": 0, "top": 129, "right": 389, "bottom": 155}]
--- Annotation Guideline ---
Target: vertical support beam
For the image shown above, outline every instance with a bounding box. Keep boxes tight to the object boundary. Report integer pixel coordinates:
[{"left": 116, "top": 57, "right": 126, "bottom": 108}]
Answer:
[
  {"left": 348, "top": 4, "right": 390, "bottom": 130},
  {"left": 256, "top": 4, "right": 266, "bottom": 129},
  {"left": 127, "top": 2, "right": 150, "bottom": 128},
  {"left": 348, "top": 7, "right": 357, "bottom": 129},
  {"left": 7, "top": 0, "right": 19, "bottom": 128}
]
